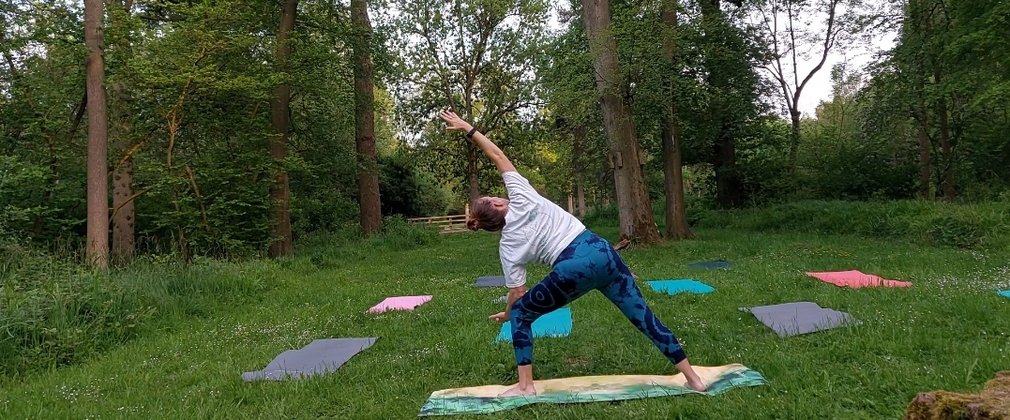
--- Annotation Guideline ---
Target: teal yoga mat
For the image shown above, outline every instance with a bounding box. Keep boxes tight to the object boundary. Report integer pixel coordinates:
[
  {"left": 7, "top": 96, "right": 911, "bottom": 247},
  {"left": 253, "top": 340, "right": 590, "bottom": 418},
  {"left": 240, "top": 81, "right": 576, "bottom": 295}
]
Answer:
[
  {"left": 496, "top": 307, "right": 572, "bottom": 343},
  {"left": 647, "top": 279, "right": 715, "bottom": 295}
]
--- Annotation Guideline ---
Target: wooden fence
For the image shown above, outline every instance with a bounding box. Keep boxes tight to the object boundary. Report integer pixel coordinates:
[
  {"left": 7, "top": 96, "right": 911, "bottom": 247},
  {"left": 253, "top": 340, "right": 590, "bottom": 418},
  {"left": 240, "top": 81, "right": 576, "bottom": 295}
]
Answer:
[{"left": 407, "top": 213, "right": 469, "bottom": 234}]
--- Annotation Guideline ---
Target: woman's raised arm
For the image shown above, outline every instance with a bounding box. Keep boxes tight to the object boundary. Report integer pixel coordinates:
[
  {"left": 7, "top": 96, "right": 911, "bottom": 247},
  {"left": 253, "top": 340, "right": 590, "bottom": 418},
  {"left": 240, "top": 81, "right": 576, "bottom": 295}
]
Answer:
[{"left": 439, "top": 110, "right": 516, "bottom": 174}]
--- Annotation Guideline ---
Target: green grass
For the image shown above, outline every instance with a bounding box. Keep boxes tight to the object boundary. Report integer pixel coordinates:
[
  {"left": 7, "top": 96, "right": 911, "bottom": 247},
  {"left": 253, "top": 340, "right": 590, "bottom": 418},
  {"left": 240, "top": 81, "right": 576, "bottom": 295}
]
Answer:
[{"left": 2, "top": 224, "right": 1010, "bottom": 419}]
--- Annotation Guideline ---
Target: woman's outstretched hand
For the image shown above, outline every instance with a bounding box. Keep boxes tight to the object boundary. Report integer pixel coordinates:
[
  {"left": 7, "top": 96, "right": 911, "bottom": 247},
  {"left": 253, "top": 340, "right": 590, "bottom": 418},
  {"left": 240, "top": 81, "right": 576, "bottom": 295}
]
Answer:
[
  {"left": 489, "top": 312, "right": 508, "bottom": 323},
  {"left": 439, "top": 110, "right": 473, "bottom": 133}
]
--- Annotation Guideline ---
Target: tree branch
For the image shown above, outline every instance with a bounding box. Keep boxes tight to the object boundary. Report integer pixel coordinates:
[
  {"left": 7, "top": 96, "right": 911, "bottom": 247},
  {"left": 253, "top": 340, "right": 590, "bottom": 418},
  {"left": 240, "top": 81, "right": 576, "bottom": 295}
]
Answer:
[
  {"left": 793, "top": 0, "right": 840, "bottom": 108},
  {"left": 419, "top": 5, "right": 458, "bottom": 111},
  {"left": 787, "top": 0, "right": 799, "bottom": 92}
]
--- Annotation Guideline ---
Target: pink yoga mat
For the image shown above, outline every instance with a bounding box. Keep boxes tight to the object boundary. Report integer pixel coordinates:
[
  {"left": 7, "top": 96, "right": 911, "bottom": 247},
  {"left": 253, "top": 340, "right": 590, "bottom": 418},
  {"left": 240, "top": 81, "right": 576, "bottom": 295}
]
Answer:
[
  {"left": 806, "top": 270, "right": 912, "bottom": 288},
  {"left": 367, "top": 295, "right": 432, "bottom": 314}
]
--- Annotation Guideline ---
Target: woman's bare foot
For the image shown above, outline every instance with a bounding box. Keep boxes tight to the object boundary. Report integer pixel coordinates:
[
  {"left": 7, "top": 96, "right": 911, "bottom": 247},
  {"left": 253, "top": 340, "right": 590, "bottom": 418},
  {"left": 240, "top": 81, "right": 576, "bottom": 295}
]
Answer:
[
  {"left": 674, "top": 359, "right": 707, "bottom": 392},
  {"left": 497, "top": 383, "right": 537, "bottom": 398},
  {"left": 685, "top": 376, "right": 707, "bottom": 392}
]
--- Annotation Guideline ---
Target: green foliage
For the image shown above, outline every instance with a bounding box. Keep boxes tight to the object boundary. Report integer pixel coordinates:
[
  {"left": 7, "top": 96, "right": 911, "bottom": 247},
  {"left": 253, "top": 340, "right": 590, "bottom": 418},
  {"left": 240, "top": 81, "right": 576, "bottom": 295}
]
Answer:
[
  {"left": 387, "top": 0, "right": 552, "bottom": 204},
  {"left": 0, "top": 247, "right": 279, "bottom": 376},
  {"left": 1, "top": 0, "right": 378, "bottom": 257},
  {"left": 876, "top": 0, "right": 1010, "bottom": 200},
  {"left": 378, "top": 150, "right": 454, "bottom": 217},
  {"left": 536, "top": 9, "right": 613, "bottom": 209},
  {"left": 795, "top": 84, "right": 919, "bottom": 200},
  {"left": 0, "top": 156, "right": 48, "bottom": 240},
  {"left": 733, "top": 117, "right": 795, "bottom": 203},
  {"left": 581, "top": 204, "right": 620, "bottom": 229},
  {"left": 365, "top": 216, "right": 442, "bottom": 250},
  {"left": 696, "top": 200, "right": 1010, "bottom": 249}
]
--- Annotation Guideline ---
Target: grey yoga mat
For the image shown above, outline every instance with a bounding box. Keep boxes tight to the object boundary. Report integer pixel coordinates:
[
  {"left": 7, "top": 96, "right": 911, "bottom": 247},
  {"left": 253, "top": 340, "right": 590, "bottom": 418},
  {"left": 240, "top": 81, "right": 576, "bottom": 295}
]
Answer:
[
  {"left": 475, "top": 276, "right": 506, "bottom": 288},
  {"left": 688, "top": 260, "right": 732, "bottom": 270},
  {"left": 242, "top": 337, "right": 378, "bottom": 381},
  {"left": 741, "top": 302, "right": 860, "bottom": 337}
]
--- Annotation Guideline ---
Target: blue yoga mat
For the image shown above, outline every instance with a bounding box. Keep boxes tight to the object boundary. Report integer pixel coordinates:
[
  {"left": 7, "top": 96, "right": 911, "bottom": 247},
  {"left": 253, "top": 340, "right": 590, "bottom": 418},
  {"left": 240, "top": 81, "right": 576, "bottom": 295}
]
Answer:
[
  {"left": 998, "top": 290, "right": 1010, "bottom": 299},
  {"left": 647, "top": 279, "right": 715, "bottom": 295},
  {"left": 688, "top": 260, "right": 731, "bottom": 270},
  {"left": 496, "top": 307, "right": 572, "bottom": 343}
]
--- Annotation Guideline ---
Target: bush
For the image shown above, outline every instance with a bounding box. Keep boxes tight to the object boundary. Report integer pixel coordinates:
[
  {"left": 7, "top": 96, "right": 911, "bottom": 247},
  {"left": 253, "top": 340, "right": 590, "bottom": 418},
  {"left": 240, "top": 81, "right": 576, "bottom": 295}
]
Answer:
[
  {"left": 0, "top": 248, "right": 279, "bottom": 376},
  {"left": 695, "top": 200, "right": 1010, "bottom": 249},
  {"left": 364, "top": 216, "right": 442, "bottom": 251},
  {"left": 379, "top": 151, "right": 453, "bottom": 217},
  {"left": 582, "top": 204, "right": 619, "bottom": 228}
]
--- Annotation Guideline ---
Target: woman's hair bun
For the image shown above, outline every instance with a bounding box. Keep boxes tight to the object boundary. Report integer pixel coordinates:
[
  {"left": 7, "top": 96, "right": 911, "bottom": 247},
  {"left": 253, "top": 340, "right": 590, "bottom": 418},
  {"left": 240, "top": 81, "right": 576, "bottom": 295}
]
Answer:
[{"left": 466, "top": 218, "right": 480, "bottom": 231}]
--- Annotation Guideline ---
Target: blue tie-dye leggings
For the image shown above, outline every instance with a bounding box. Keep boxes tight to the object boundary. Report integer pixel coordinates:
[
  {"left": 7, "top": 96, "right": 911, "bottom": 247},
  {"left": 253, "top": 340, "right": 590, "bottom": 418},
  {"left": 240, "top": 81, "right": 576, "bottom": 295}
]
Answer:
[{"left": 509, "top": 229, "right": 687, "bottom": 366}]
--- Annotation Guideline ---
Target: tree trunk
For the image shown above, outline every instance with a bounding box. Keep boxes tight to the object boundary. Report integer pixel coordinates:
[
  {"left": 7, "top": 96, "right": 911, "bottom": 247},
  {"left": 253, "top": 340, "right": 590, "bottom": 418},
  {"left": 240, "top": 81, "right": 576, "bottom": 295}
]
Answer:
[
  {"left": 582, "top": 0, "right": 660, "bottom": 244},
  {"left": 351, "top": 0, "right": 383, "bottom": 235},
  {"left": 110, "top": 80, "right": 135, "bottom": 263},
  {"left": 714, "top": 125, "right": 744, "bottom": 208},
  {"left": 110, "top": 0, "right": 136, "bottom": 263},
  {"left": 572, "top": 125, "right": 587, "bottom": 218},
  {"left": 700, "top": 0, "right": 744, "bottom": 209},
  {"left": 661, "top": 124, "right": 693, "bottom": 239},
  {"left": 660, "top": 0, "right": 694, "bottom": 240},
  {"left": 467, "top": 142, "right": 480, "bottom": 204},
  {"left": 915, "top": 111, "right": 931, "bottom": 199},
  {"left": 84, "top": 0, "right": 109, "bottom": 269},
  {"left": 269, "top": 0, "right": 298, "bottom": 257},
  {"left": 789, "top": 109, "right": 801, "bottom": 172},
  {"left": 936, "top": 97, "right": 955, "bottom": 201}
]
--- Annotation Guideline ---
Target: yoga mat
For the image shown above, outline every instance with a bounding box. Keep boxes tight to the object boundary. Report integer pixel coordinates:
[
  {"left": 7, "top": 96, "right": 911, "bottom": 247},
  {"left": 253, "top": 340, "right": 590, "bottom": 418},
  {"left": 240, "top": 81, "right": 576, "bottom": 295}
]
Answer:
[
  {"left": 242, "top": 337, "right": 378, "bottom": 381},
  {"left": 688, "top": 260, "right": 731, "bottom": 270},
  {"left": 647, "top": 279, "right": 715, "bottom": 295},
  {"left": 475, "top": 276, "right": 506, "bottom": 288},
  {"left": 367, "top": 295, "right": 432, "bottom": 314},
  {"left": 998, "top": 290, "right": 1010, "bottom": 299},
  {"left": 418, "top": 363, "right": 767, "bottom": 416},
  {"left": 806, "top": 270, "right": 912, "bottom": 288},
  {"left": 742, "top": 302, "right": 860, "bottom": 337},
  {"left": 496, "top": 307, "right": 572, "bottom": 343}
]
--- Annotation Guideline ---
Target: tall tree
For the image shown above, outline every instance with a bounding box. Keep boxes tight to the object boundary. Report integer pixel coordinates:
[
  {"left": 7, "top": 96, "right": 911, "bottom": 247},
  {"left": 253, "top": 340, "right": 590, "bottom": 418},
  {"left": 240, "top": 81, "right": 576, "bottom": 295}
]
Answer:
[
  {"left": 109, "top": 0, "right": 137, "bottom": 263},
  {"left": 757, "top": 0, "right": 862, "bottom": 171},
  {"left": 351, "top": 0, "right": 383, "bottom": 235},
  {"left": 84, "top": 0, "right": 109, "bottom": 268},
  {"left": 269, "top": 0, "right": 298, "bottom": 257},
  {"left": 933, "top": 64, "right": 955, "bottom": 201},
  {"left": 914, "top": 97, "right": 932, "bottom": 199},
  {"left": 898, "top": 0, "right": 958, "bottom": 201},
  {"left": 391, "top": 0, "right": 549, "bottom": 204},
  {"left": 571, "top": 124, "right": 587, "bottom": 218},
  {"left": 699, "top": 0, "right": 747, "bottom": 208},
  {"left": 659, "top": 0, "right": 693, "bottom": 240},
  {"left": 540, "top": 8, "right": 610, "bottom": 220},
  {"left": 581, "top": 0, "right": 660, "bottom": 244}
]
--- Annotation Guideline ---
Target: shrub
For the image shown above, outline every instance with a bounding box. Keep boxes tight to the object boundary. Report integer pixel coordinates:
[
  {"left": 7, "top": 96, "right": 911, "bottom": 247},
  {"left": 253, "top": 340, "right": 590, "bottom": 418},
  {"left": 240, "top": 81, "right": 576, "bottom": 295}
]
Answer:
[
  {"left": 695, "top": 200, "right": 1010, "bottom": 249},
  {"left": 0, "top": 250, "right": 279, "bottom": 376}
]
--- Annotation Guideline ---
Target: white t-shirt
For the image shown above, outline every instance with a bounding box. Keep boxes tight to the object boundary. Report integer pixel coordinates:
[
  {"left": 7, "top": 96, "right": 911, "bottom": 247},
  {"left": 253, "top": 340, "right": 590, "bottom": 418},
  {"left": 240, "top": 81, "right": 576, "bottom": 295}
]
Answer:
[{"left": 498, "top": 171, "right": 586, "bottom": 288}]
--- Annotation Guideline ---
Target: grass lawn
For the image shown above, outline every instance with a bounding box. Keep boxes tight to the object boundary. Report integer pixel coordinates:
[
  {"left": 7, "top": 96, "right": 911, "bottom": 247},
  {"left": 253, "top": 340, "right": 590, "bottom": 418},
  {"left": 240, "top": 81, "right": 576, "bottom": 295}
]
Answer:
[{"left": 2, "top": 225, "right": 1009, "bottom": 419}]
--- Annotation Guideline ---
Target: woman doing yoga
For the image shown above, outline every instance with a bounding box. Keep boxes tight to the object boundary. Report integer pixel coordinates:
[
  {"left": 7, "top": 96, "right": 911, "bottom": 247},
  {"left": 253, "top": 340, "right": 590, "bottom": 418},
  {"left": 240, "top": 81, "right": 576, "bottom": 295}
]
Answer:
[{"left": 438, "top": 110, "right": 706, "bottom": 397}]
